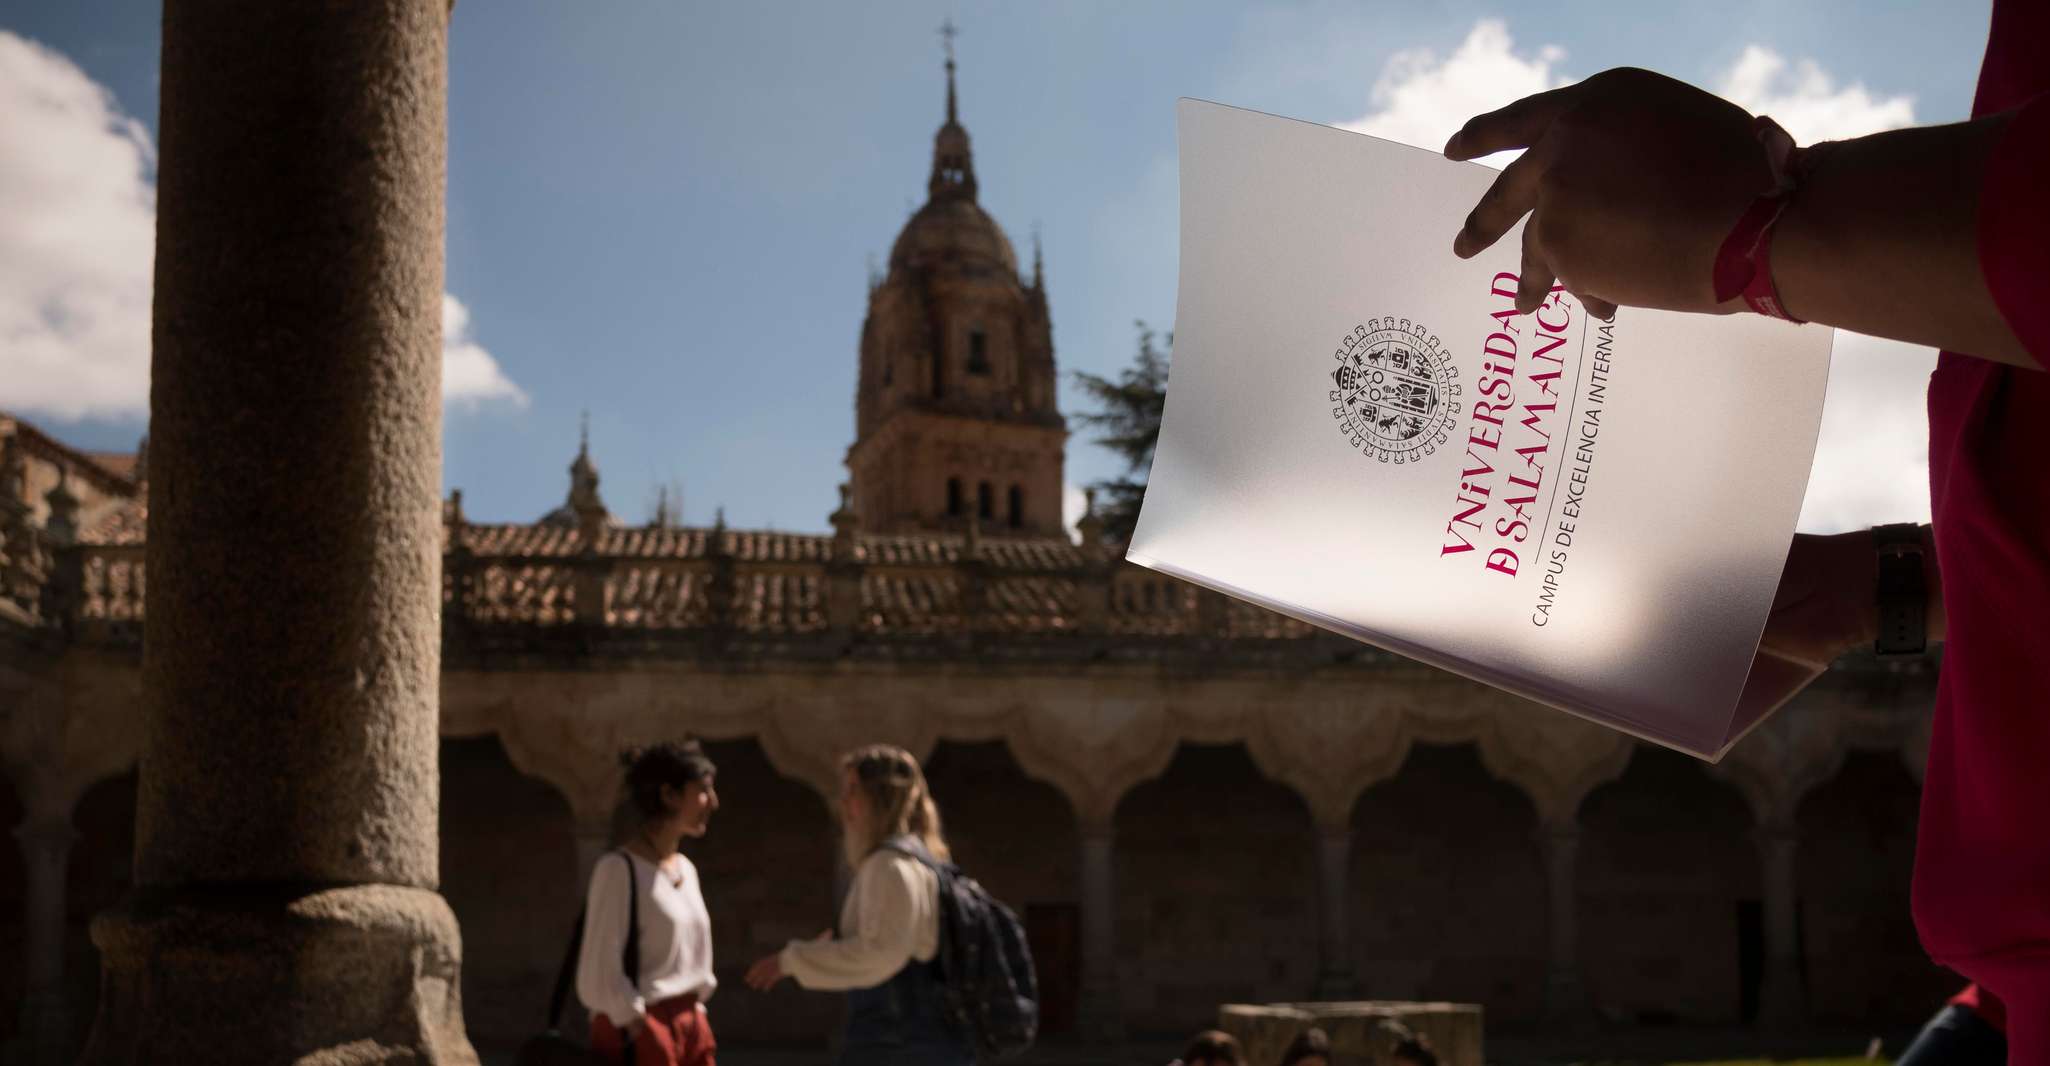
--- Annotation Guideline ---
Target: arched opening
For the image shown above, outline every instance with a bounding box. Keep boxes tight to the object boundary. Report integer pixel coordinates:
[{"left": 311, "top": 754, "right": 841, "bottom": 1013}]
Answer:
[
  {"left": 1579, "top": 746, "right": 1758, "bottom": 1024},
  {"left": 967, "top": 328, "right": 990, "bottom": 375},
  {"left": 923, "top": 740, "right": 1081, "bottom": 1034},
  {"left": 1007, "top": 485, "right": 1023, "bottom": 529},
  {"left": 67, "top": 770, "right": 140, "bottom": 1054},
  {"left": 977, "top": 482, "right": 994, "bottom": 521},
  {"left": 1113, "top": 743, "right": 1316, "bottom": 1035},
  {"left": 1349, "top": 743, "right": 1546, "bottom": 1021},
  {"left": 946, "top": 477, "right": 963, "bottom": 517},
  {"left": 682, "top": 737, "right": 838, "bottom": 1044},
  {"left": 1797, "top": 751, "right": 1948, "bottom": 1021},
  {"left": 439, "top": 735, "right": 577, "bottom": 1053}
]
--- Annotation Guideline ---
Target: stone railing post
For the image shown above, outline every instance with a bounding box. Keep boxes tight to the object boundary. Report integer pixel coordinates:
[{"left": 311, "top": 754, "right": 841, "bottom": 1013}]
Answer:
[{"left": 827, "top": 484, "right": 863, "bottom": 639}]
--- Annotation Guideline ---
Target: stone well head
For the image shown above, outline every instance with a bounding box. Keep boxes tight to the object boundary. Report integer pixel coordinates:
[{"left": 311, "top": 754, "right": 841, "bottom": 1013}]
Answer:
[{"left": 1218, "top": 1001, "right": 1482, "bottom": 1066}]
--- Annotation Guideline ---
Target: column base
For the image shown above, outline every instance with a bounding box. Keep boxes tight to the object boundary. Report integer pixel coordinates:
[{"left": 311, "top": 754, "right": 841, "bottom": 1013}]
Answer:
[
  {"left": 1545, "top": 967, "right": 1594, "bottom": 1024},
  {"left": 81, "top": 883, "right": 476, "bottom": 1065},
  {"left": 14, "top": 989, "right": 73, "bottom": 1066}
]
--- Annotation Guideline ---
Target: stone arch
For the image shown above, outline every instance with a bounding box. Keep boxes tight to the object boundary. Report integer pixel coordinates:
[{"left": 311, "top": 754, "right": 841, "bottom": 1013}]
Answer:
[
  {"left": 1003, "top": 698, "right": 1178, "bottom": 828},
  {"left": 1794, "top": 750, "right": 1947, "bottom": 1022},
  {"left": 1348, "top": 742, "right": 1547, "bottom": 1021},
  {"left": 63, "top": 769, "right": 137, "bottom": 1055},
  {"left": 439, "top": 734, "right": 579, "bottom": 1050},
  {"left": 1112, "top": 742, "right": 1318, "bottom": 1034},
  {"left": 924, "top": 739, "right": 1083, "bottom": 1034},
  {"left": 683, "top": 737, "right": 840, "bottom": 1045},
  {"left": 1578, "top": 745, "right": 1760, "bottom": 1024}
]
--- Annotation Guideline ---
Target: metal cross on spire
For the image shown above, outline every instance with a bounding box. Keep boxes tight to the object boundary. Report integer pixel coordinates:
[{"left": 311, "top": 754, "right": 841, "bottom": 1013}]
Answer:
[{"left": 938, "top": 18, "right": 958, "bottom": 64}]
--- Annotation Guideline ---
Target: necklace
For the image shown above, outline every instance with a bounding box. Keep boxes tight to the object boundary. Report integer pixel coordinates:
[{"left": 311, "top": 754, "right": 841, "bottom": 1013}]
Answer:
[{"left": 638, "top": 831, "right": 684, "bottom": 889}]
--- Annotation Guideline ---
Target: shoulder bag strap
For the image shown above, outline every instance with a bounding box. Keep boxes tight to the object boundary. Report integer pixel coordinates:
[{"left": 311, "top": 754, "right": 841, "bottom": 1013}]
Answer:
[{"left": 619, "top": 850, "right": 639, "bottom": 1066}]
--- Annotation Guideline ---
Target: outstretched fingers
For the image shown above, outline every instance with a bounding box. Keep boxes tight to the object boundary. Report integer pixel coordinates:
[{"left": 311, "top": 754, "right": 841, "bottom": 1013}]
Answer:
[
  {"left": 1452, "top": 140, "right": 1552, "bottom": 259},
  {"left": 1515, "top": 221, "right": 1557, "bottom": 316},
  {"left": 1444, "top": 84, "right": 1580, "bottom": 161}
]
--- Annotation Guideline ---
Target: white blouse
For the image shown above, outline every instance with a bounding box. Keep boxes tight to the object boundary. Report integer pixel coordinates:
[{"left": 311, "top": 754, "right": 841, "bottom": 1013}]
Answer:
[
  {"left": 575, "top": 850, "right": 718, "bottom": 1027},
  {"left": 779, "top": 848, "right": 941, "bottom": 990}
]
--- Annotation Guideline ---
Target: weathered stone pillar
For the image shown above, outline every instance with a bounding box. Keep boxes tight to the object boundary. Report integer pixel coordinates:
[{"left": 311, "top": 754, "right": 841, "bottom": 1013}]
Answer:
[
  {"left": 82, "top": 1, "right": 473, "bottom": 1061},
  {"left": 1312, "top": 823, "right": 1358, "bottom": 999},
  {"left": 1538, "top": 819, "right": 1587, "bottom": 1019},
  {"left": 573, "top": 810, "right": 615, "bottom": 893},
  {"left": 1076, "top": 822, "right": 1124, "bottom": 1041},
  {"left": 14, "top": 815, "right": 77, "bottom": 1065},
  {"left": 1755, "top": 824, "right": 1804, "bottom": 1024}
]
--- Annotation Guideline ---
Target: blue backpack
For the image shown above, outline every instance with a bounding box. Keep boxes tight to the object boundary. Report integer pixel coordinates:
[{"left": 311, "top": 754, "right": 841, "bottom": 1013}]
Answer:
[{"left": 883, "top": 837, "right": 1040, "bottom": 1061}]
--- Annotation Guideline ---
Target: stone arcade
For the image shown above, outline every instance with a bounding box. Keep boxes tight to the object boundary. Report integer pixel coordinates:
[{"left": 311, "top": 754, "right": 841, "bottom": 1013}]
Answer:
[{"left": 1, "top": 13, "right": 1952, "bottom": 1063}]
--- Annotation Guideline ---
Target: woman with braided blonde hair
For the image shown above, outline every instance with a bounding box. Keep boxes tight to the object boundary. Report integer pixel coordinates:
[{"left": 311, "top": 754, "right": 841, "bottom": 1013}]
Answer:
[{"left": 744, "top": 744, "right": 973, "bottom": 1066}]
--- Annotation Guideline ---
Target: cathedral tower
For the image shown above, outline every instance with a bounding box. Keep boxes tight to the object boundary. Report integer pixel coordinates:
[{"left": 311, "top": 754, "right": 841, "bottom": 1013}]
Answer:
[{"left": 846, "top": 39, "right": 1065, "bottom": 536}]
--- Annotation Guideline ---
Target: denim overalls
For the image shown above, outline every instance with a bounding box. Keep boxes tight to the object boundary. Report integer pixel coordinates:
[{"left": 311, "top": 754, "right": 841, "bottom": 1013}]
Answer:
[{"left": 835, "top": 843, "right": 975, "bottom": 1066}]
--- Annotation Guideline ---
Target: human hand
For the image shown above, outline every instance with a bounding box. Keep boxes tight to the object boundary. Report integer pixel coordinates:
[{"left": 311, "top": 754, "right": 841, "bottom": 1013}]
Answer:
[
  {"left": 1757, "top": 531, "right": 1879, "bottom": 670},
  {"left": 1446, "top": 68, "right": 1778, "bottom": 319},
  {"left": 744, "top": 952, "right": 786, "bottom": 992}
]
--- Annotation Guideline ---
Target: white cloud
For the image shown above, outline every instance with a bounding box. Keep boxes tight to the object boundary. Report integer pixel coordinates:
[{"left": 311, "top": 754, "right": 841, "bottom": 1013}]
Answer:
[
  {"left": 1338, "top": 21, "right": 1934, "bottom": 532},
  {"left": 1338, "top": 20, "right": 1568, "bottom": 159},
  {"left": 0, "top": 31, "right": 524, "bottom": 421},
  {"left": 0, "top": 32, "right": 156, "bottom": 420},
  {"left": 1796, "top": 332, "right": 1935, "bottom": 533},
  {"left": 1713, "top": 46, "right": 1918, "bottom": 144},
  {"left": 1062, "top": 482, "right": 1087, "bottom": 544},
  {"left": 442, "top": 293, "right": 528, "bottom": 410}
]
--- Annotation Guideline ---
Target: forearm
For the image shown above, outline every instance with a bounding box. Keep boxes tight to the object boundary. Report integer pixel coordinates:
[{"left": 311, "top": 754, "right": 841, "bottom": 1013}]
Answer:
[{"left": 1773, "top": 115, "right": 2030, "bottom": 367}]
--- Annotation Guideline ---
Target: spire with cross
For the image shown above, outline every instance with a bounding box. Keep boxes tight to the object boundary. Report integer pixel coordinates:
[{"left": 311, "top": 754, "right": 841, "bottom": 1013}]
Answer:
[{"left": 939, "top": 18, "right": 959, "bottom": 125}]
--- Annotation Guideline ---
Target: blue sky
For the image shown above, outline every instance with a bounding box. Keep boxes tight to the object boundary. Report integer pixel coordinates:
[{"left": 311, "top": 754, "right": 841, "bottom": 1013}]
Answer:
[{"left": 2, "top": 1, "right": 1990, "bottom": 533}]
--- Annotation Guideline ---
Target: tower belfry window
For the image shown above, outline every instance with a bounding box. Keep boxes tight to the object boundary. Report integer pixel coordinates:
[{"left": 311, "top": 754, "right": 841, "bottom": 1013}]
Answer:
[
  {"left": 1008, "top": 485, "right": 1023, "bottom": 528},
  {"left": 977, "top": 481, "right": 993, "bottom": 520},
  {"left": 947, "top": 478, "right": 963, "bottom": 516},
  {"left": 967, "top": 329, "right": 990, "bottom": 375}
]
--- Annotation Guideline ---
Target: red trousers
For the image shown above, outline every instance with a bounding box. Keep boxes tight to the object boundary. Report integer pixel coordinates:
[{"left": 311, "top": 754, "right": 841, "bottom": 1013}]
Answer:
[{"left": 590, "top": 995, "right": 717, "bottom": 1066}]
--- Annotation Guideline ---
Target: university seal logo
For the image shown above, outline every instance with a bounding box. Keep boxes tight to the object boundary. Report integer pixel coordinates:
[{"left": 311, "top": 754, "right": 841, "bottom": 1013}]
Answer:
[{"left": 1328, "top": 318, "right": 1461, "bottom": 464}]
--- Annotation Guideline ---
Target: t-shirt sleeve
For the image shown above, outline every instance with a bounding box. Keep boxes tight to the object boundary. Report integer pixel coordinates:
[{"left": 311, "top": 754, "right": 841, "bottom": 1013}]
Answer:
[
  {"left": 574, "top": 853, "right": 646, "bottom": 1028},
  {"left": 1979, "top": 91, "right": 2050, "bottom": 368}
]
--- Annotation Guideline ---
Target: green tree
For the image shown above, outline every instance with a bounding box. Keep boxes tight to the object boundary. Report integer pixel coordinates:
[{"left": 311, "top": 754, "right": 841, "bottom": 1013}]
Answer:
[{"left": 1072, "top": 321, "right": 1170, "bottom": 543}]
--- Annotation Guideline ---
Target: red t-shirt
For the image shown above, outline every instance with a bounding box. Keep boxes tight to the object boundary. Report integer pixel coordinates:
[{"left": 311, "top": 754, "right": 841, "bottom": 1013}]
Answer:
[{"left": 1915, "top": 0, "right": 2050, "bottom": 1052}]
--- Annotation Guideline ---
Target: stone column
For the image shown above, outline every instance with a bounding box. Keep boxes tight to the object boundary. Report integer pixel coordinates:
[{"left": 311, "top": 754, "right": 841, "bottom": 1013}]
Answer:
[
  {"left": 1539, "top": 819, "right": 1588, "bottom": 1019},
  {"left": 14, "top": 815, "right": 77, "bottom": 1066},
  {"left": 1076, "top": 822, "right": 1125, "bottom": 1041},
  {"left": 573, "top": 809, "right": 615, "bottom": 894},
  {"left": 1312, "top": 824, "right": 1358, "bottom": 999},
  {"left": 1755, "top": 824, "right": 1804, "bottom": 1024},
  {"left": 82, "top": 2, "right": 473, "bottom": 1061}
]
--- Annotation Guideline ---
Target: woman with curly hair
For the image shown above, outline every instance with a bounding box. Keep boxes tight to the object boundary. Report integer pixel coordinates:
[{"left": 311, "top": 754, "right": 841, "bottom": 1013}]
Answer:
[
  {"left": 576, "top": 739, "right": 722, "bottom": 1065},
  {"left": 744, "top": 744, "right": 972, "bottom": 1066}
]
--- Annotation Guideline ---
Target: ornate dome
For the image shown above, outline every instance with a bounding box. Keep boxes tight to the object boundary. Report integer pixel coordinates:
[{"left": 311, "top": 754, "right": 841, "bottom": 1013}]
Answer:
[
  {"left": 888, "top": 197, "right": 1018, "bottom": 275},
  {"left": 884, "top": 49, "right": 1018, "bottom": 278}
]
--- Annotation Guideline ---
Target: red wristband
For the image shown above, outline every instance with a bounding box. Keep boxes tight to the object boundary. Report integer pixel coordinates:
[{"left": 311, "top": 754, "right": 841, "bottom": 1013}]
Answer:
[{"left": 1711, "top": 115, "right": 1805, "bottom": 323}]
